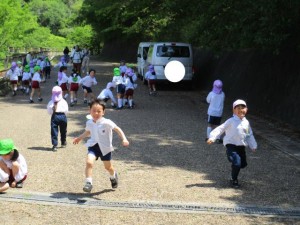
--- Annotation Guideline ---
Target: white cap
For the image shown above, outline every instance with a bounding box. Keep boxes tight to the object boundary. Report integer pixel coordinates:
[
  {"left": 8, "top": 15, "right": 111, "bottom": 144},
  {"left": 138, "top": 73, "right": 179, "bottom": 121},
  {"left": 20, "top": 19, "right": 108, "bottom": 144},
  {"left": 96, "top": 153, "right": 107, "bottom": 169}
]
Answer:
[{"left": 233, "top": 99, "right": 247, "bottom": 108}]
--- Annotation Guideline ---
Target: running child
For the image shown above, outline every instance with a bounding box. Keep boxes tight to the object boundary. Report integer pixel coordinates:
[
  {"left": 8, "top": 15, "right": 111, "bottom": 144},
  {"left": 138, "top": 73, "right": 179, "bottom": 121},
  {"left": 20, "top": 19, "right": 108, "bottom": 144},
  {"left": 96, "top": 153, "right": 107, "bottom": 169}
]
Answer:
[
  {"left": 124, "top": 68, "right": 137, "bottom": 109},
  {"left": 44, "top": 57, "right": 52, "bottom": 79},
  {"left": 145, "top": 64, "right": 157, "bottom": 95},
  {"left": 207, "top": 99, "right": 257, "bottom": 188},
  {"left": 206, "top": 80, "right": 225, "bottom": 143},
  {"left": 22, "top": 65, "right": 31, "bottom": 94},
  {"left": 5, "top": 62, "right": 20, "bottom": 96},
  {"left": 68, "top": 68, "right": 81, "bottom": 107},
  {"left": 29, "top": 66, "right": 43, "bottom": 103},
  {"left": 47, "top": 86, "right": 69, "bottom": 151},
  {"left": 0, "top": 139, "right": 28, "bottom": 191},
  {"left": 112, "top": 68, "right": 125, "bottom": 109},
  {"left": 80, "top": 69, "right": 98, "bottom": 105},
  {"left": 97, "top": 82, "right": 117, "bottom": 107},
  {"left": 73, "top": 99, "right": 129, "bottom": 192},
  {"left": 57, "top": 66, "right": 69, "bottom": 99}
]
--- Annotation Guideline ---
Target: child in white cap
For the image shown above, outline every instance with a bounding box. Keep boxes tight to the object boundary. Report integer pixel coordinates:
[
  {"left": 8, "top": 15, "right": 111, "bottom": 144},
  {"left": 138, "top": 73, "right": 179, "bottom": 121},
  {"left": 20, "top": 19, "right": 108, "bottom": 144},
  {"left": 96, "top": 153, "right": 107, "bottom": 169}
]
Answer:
[
  {"left": 207, "top": 99, "right": 257, "bottom": 188},
  {"left": 47, "top": 86, "right": 69, "bottom": 151},
  {"left": 97, "top": 82, "right": 117, "bottom": 107},
  {"left": 0, "top": 139, "right": 28, "bottom": 191},
  {"left": 206, "top": 80, "right": 225, "bottom": 143}
]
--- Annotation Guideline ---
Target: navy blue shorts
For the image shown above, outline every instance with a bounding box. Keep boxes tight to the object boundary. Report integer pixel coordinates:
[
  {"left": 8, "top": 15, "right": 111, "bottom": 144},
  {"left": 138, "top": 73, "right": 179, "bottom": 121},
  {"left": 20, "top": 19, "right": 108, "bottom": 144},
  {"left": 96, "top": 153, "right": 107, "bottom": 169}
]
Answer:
[
  {"left": 88, "top": 143, "right": 112, "bottom": 161},
  {"left": 116, "top": 84, "right": 125, "bottom": 94},
  {"left": 82, "top": 85, "right": 93, "bottom": 93},
  {"left": 208, "top": 115, "right": 222, "bottom": 125}
]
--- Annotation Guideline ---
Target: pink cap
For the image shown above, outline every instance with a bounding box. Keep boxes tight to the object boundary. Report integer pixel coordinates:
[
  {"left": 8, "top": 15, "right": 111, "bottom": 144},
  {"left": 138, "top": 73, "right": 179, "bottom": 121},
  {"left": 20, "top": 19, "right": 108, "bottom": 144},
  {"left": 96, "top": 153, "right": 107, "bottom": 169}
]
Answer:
[{"left": 52, "top": 86, "right": 62, "bottom": 102}]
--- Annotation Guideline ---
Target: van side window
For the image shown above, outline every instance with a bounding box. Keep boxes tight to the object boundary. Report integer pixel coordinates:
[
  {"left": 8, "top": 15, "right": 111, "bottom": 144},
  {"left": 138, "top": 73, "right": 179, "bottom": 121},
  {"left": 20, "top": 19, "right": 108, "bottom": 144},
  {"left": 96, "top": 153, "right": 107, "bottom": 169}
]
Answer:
[{"left": 157, "top": 46, "right": 190, "bottom": 58}]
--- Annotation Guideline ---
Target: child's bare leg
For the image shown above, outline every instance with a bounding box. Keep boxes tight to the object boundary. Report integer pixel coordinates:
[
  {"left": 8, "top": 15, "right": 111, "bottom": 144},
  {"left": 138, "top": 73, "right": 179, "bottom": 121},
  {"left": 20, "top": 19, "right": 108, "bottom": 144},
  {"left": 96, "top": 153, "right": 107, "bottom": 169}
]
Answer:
[
  {"left": 89, "top": 92, "right": 95, "bottom": 102},
  {"left": 30, "top": 88, "right": 35, "bottom": 99},
  {"left": 0, "top": 182, "right": 9, "bottom": 192},
  {"left": 38, "top": 88, "right": 42, "bottom": 98},
  {"left": 103, "top": 160, "right": 115, "bottom": 176},
  {"left": 83, "top": 90, "right": 88, "bottom": 102},
  {"left": 152, "top": 84, "right": 156, "bottom": 92},
  {"left": 85, "top": 154, "right": 96, "bottom": 181}
]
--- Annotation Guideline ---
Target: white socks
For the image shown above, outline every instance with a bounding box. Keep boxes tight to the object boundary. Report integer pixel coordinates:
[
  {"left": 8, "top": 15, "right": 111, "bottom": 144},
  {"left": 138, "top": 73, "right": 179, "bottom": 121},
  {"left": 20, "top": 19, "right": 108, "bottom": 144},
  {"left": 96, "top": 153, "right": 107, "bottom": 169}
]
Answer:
[
  {"left": 118, "top": 99, "right": 123, "bottom": 108},
  {"left": 86, "top": 177, "right": 92, "bottom": 184},
  {"left": 207, "top": 127, "right": 212, "bottom": 138},
  {"left": 129, "top": 99, "right": 133, "bottom": 107}
]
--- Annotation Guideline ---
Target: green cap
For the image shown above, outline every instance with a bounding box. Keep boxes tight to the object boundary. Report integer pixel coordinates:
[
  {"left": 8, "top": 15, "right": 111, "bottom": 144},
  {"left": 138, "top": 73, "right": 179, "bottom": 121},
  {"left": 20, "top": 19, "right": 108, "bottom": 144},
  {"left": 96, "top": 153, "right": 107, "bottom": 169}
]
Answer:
[
  {"left": 34, "top": 65, "right": 41, "bottom": 72},
  {"left": 0, "top": 139, "right": 16, "bottom": 155},
  {"left": 113, "top": 68, "right": 120, "bottom": 76}
]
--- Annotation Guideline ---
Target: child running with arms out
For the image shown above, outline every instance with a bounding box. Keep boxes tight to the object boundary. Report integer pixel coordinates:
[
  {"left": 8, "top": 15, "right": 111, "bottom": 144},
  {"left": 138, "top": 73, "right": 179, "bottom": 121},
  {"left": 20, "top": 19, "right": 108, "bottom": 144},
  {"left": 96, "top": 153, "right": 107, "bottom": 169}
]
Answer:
[
  {"left": 0, "top": 139, "right": 28, "bottom": 192},
  {"left": 73, "top": 100, "right": 129, "bottom": 192},
  {"left": 207, "top": 99, "right": 257, "bottom": 188},
  {"left": 80, "top": 69, "right": 98, "bottom": 105},
  {"left": 206, "top": 80, "right": 225, "bottom": 143}
]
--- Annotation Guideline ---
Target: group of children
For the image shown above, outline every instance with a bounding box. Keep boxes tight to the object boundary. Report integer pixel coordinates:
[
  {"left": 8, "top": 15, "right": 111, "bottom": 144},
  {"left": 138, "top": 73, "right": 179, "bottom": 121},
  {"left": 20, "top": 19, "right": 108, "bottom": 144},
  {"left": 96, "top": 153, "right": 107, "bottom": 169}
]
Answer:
[
  {"left": 5, "top": 55, "right": 52, "bottom": 102},
  {"left": 1, "top": 56, "right": 259, "bottom": 193}
]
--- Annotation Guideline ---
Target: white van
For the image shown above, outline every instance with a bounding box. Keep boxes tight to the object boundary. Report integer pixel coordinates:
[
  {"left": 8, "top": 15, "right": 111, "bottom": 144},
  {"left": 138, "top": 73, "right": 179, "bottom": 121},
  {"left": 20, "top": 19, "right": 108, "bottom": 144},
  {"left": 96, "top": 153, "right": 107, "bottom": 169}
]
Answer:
[
  {"left": 142, "top": 42, "right": 193, "bottom": 83},
  {"left": 137, "top": 42, "right": 154, "bottom": 78}
]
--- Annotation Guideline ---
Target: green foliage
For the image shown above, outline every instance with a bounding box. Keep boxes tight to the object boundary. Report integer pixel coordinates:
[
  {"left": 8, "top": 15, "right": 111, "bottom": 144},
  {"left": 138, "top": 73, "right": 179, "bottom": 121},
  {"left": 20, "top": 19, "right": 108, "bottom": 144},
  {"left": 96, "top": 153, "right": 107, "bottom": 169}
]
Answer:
[
  {"left": 80, "top": 0, "right": 300, "bottom": 53},
  {"left": 66, "top": 25, "right": 94, "bottom": 47}
]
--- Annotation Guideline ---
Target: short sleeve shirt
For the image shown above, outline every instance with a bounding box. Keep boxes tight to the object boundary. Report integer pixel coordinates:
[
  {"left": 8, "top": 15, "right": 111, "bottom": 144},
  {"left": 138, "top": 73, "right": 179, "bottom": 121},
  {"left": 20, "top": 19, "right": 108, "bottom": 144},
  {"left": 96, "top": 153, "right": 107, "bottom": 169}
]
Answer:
[{"left": 85, "top": 117, "right": 117, "bottom": 155}]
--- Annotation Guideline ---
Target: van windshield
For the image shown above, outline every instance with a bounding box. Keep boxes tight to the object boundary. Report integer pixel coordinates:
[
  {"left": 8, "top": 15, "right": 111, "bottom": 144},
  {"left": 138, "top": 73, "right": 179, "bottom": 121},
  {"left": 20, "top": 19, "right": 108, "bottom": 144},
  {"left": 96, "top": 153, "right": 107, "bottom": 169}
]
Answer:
[{"left": 156, "top": 45, "right": 190, "bottom": 58}]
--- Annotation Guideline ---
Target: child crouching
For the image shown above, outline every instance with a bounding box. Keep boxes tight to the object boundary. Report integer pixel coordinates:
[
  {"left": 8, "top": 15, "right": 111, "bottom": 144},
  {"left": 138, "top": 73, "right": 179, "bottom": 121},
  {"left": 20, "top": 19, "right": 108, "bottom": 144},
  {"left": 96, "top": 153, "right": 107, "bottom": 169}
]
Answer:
[{"left": 0, "top": 139, "right": 28, "bottom": 192}]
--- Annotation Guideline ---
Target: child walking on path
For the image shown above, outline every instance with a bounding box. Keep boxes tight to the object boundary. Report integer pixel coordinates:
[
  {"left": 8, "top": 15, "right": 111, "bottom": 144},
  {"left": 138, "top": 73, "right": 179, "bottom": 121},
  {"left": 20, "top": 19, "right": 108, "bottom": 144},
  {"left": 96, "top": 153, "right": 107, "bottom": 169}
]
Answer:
[
  {"left": 206, "top": 80, "right": 225, "bottom": 142},
  {"left": 22, "top": 65, "right": 31, "bottom": 94},
  {"left": 145, "top": 64, "right": 157, "bottom": 95},
  {"left": 73, "top": 100, "right": 129, "bottom": 192},
  {"left": 112, "top": 68, "right": 126, "bottom": 109},
  {"left": 0, "top": 139, "right": 28, "bottom": 192},
  {"left": 80, "top": 69, "right": 98, "bottom": 105},
  {"left": 29, "top": 66, "right": 43, "bottom": 103},
  {"left": 57, "top": 66, "right": 69, "bottom": 100},
  {"left": 124, "top": 68, "right": 137, "bottom": 109},
  {"left": 207, "top": 99, "right": 257, "bottom": 188},
  {"left": 47, "top": 86, "right": 69, "bottom": 152},
  {"left": 6, "top": 62, "right": 20, "bottom": 96},
  {"left": 68, "top": 68, "right": 81, "bottom": 106}
]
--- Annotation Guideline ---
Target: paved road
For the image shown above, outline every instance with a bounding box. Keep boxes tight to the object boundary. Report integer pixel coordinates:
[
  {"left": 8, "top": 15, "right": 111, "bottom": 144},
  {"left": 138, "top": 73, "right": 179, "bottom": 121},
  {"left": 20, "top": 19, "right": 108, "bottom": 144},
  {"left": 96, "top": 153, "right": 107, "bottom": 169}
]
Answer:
[{"left": 0, "top": 57, "right": 299, "bottom": 224}]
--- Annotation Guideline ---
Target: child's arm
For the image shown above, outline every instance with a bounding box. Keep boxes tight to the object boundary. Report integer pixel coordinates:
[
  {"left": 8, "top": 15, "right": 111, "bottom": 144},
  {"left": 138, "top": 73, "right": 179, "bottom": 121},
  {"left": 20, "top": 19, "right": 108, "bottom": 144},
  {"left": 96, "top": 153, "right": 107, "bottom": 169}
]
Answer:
[
  {"left": 73, "top": 130, "right": 91, "bottom": 144},
  {"left": 113, "top": 126, "right": 129, "bottom": 147},
  {"left": 207, "top": 122, "right": 226, "bottom": 144}
]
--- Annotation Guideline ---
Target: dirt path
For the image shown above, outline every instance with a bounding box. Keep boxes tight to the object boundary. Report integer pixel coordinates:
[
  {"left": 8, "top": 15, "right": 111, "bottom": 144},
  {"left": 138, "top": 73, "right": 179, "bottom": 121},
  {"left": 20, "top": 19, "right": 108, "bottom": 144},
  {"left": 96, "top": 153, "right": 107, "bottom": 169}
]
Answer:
[{"left": 0, "top": 57, "right": 299, "bottom": 225}]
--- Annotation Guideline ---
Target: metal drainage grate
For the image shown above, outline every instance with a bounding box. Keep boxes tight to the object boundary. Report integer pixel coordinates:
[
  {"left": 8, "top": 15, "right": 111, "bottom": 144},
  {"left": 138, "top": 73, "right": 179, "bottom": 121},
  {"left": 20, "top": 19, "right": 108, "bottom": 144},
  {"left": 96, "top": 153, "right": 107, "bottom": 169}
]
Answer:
[{"left": 0, "top": 192, "right": 299, "bottom": 218}]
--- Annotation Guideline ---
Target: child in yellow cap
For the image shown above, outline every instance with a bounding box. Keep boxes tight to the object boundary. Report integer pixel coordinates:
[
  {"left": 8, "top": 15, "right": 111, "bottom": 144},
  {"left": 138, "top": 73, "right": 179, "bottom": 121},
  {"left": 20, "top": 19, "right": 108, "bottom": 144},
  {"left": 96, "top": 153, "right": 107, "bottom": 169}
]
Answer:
[{"left": 0, "top": 139, "right": 28, "bottom": 191}]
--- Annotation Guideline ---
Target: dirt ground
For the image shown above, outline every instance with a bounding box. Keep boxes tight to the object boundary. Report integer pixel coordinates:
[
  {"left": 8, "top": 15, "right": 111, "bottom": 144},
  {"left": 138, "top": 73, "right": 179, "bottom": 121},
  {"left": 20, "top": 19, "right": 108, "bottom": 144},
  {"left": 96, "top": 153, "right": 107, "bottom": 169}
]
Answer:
[{"left": 0, "top": 57, "right": 299, "bottom": 225}]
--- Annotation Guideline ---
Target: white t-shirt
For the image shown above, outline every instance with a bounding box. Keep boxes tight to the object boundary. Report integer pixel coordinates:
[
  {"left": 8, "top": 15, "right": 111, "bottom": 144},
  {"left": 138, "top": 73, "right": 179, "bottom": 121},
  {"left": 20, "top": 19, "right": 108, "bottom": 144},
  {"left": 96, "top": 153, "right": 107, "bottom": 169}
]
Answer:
[
  {"left": 145, "top": 71, "right": 156, "bottom": 80},
  {"left": 80, "top": 75, "right": 97, "bottom": 87},
  {"left": 22, "top": 72, "right": 31, "bottom": 81},
  {"left": 97, "top": 89, "right": 117, "bottom": 104},
  {"left": 206, "top": 91, "right": 225, "bottom": 117},
  {"left": 0, "top": 153, "right": 27, "bottom": 182},
  {"left": 6, "top": 68, "right": 20, "bottom": 81},
  {"left": 47, "top": 99, "right": 69, "bottom": 115},
  {"left": 209, "top": 115, "right": 257, "bottom": 149},
  {"left": 85, "top": 117, "right": 117, "bottom": 156}
]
